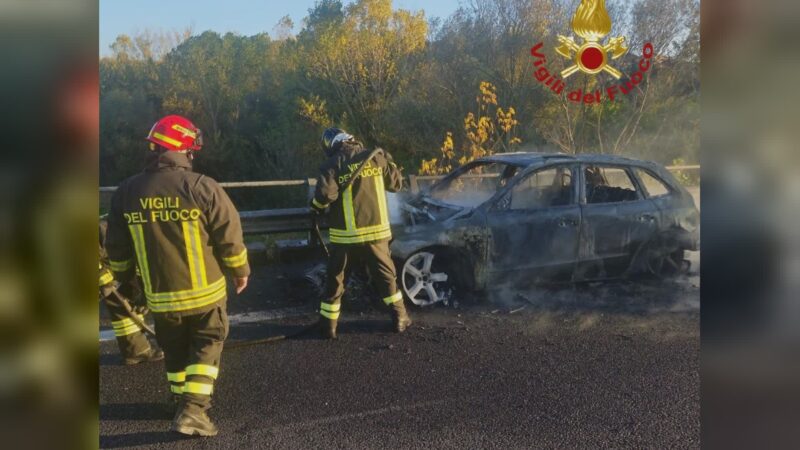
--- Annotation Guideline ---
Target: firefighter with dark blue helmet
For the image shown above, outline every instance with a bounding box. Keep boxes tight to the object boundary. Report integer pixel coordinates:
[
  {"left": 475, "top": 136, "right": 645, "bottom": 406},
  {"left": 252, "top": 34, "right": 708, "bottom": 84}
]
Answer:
[{"left": 311, "top": 127, "right": 412, "bottom": 339}]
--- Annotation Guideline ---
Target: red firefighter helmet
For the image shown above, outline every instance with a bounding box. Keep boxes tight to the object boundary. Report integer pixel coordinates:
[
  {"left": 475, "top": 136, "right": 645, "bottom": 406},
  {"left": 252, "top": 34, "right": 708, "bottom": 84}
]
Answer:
[{"left": 146, "top": 115, "right": 203, "bottom": 151}]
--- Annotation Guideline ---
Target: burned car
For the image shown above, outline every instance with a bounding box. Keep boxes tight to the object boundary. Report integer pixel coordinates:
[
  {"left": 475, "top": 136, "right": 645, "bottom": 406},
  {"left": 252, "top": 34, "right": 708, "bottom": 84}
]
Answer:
[{"left": 391, "top": 153, "right": 699, "bottom": 306}]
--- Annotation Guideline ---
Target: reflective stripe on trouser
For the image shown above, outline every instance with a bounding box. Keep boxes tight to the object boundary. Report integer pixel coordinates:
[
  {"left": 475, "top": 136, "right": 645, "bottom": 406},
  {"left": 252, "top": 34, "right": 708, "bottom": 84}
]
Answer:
[
  {"left": 383, "top": 291, "right": 403, "bottom": 305},
  {"left": 154, "top": 304, "right": 228, "bottom": 411},
  {"left": 320, "top": 302, "right": 341, "bottom": 320},
  {"left": 168, "top": 371, "right": 186, "bottom": 394},
  {"left": 101, "top": 291, "right": 151, "bottom": 359},
  {"left": 325, "top": 239, "right": 399, "bottom": 313},
  {"left": 166, "top": 364, "right": 219, "bottom": 394},
  {"left": 111, "top": 316, "right": 144, "bottom": 336}
]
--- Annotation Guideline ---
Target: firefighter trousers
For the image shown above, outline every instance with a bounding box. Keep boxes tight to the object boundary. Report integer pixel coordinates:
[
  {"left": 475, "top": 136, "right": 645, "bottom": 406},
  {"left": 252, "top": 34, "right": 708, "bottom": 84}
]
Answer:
[
  {"left": 154, "top": 302, "right": 228, "bottom": 412},
  {"left": 322, "top": 240, "right": 404, "bottom": 320},
  {"left": 101, "top": 291, "right": 152, "bottom": 359}
]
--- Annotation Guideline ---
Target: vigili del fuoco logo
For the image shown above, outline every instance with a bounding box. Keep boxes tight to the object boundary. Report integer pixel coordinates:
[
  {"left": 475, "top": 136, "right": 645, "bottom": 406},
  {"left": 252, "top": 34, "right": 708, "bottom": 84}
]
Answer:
[{"left": 530, "top": 0, "right": 654, "bottom": 103}]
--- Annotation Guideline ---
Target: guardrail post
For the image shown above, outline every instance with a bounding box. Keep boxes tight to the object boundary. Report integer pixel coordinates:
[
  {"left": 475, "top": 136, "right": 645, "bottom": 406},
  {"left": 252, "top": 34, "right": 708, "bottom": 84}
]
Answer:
[
  {"left": 305, "top": 178, "right": 314, "bottom": 246},
  {"left": 408, "top": 175, "right": 419, "bottom": 194}
]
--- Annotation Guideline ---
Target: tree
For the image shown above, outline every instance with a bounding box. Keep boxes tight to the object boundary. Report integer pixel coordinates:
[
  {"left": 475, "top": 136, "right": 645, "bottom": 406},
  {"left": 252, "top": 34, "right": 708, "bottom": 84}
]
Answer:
[
  {"left": 419, "top": 81, "right": 521, "bottom": 175},
  {"left": 301, "top": 0, "right": 427, "bottom": 145}
]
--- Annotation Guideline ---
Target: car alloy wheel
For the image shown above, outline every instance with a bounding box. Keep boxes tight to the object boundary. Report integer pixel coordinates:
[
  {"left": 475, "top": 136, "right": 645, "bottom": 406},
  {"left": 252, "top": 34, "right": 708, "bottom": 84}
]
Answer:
[{"left": 401, "top": 251, "right": 452, "bottom": 306}]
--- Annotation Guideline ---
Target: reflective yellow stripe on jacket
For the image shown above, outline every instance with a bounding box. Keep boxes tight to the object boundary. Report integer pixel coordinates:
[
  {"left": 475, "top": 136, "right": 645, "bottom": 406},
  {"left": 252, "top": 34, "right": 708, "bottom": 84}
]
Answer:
[
  {"left": 182, "top": 220, "right": 208, "bottom": 288},
  {"left": 329, "top": 176, "right": 392, "bottom": 244},
  {"left": 128, "top": 223, "right": 226, "bottom": 313},
  {"left": 109, "top": 258, "right": 133, "bottom": 272},
  {"left": 221, "top": 249, "right": 247, "bottom": 268},
  {"left": 146, "top": 277, "right": 227, "bottom": 313},
  {"left": 311, "top": 198, "right": 328, "bottom": 210}
]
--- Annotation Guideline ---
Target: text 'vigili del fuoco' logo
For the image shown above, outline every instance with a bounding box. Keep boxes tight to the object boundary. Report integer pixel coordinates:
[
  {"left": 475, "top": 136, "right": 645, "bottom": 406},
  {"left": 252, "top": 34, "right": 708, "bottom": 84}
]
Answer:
[{"left": 530, "top": 0, "right": 654, "bottom": 103}]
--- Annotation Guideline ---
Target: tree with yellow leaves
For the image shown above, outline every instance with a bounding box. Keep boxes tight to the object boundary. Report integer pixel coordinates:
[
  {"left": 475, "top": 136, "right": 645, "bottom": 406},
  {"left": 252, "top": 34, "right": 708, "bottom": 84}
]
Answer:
[
  {"left": 419, "top": 81, "right": 521, "bottom": 175},
  {"left": 302, "top": 0, "right": 427, "bottom": 146}
]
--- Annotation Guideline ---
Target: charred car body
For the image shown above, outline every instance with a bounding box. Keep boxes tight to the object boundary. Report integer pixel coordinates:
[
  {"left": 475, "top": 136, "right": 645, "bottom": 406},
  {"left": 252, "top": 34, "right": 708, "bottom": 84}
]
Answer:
[{"left": 391, "top": 153, "right": 699, "bottom": 306}]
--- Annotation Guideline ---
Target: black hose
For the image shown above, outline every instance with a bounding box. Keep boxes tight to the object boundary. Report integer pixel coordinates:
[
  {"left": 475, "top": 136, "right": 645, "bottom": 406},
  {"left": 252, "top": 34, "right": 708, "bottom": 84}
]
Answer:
[
  {"left": 311, "top": 215, "right": 330, "bottom": 258},
  {"left": 225, "top": 321, "right": 319, "bottom": 349},
  {"left": 340, "top": 148, "right": 384, "bottom": 192},
  {"left": 110, "top": 288, "right": 157, "bottom": 337}
]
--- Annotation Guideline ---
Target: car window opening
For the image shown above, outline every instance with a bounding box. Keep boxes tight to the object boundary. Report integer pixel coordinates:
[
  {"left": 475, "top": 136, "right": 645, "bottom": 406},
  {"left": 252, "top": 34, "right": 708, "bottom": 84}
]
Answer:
[
  {"left": 428, "top": 162, "right": 518, "bottom": 208},
  {"left": 504, "top": 166, "right": 573, "bottom": 210},
  {"left": 635, "top": 168, "right": 671, "bottom": 197},
  {"left": 585, "top": 165, "right": 639, "bottom": 204}
]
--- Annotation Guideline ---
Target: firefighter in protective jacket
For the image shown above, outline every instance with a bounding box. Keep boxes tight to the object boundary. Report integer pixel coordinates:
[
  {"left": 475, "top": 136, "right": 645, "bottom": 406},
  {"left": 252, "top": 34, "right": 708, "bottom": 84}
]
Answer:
[
  {"left": 99, "top": 221, "right": 163, "bottom": 365},
  {"left": 105, "top": 115, "right": 250, "bottom": 437},
  {"left": 311, "top": 127, "right": 412, "bottom": 339}
]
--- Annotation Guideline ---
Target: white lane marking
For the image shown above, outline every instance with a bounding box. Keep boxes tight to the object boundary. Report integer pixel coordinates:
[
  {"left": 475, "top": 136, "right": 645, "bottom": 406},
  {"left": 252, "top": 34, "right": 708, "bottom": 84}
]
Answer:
[
  {"left": 268, "top": 399, "right": 452, "bottom": 431},
  {"left": 99, "top": 306, "right": 311, "bottom": 342},
  {"left": 228, "top": 307, "right": 311, "bottom": 326},
  {"left": 100, "top": 329, "right": 116, "bottom": 342}
]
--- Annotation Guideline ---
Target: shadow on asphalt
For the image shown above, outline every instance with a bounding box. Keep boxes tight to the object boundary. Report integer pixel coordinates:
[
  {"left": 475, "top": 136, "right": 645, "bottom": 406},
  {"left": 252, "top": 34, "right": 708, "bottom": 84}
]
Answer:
[
  {"left": 225, "top": 319, "right": 395, "bottom": 344},
  {"left": 99, "top": 354, "right": 122, "bottom": 366},
  {"left": 100, "top": 431, "right": 192, "bottom": 448},
  {"left": 100, "top": 403, "right": 172, "bottom": 421},
  {"left": 336, "top": 318, "right": 393, "bottom": 335},
  {"left": 285, "top": 318, "right": 393, "bottom": 340}
]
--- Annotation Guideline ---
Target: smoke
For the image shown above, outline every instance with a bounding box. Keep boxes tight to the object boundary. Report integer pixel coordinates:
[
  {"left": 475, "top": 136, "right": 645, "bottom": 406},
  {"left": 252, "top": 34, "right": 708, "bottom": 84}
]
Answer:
[
  {"left": 485, "top": 263, "right": 698, "bottom": 314},
  {"left": 387, "top": 192, "right": 405, "bottom": 224}
]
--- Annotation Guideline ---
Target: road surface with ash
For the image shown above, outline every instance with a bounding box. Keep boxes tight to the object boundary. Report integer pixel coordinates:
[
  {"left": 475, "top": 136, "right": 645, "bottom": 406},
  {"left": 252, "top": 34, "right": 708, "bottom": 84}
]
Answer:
[{"left": 99, "top": 257, "right": 699, "bottom": 449}]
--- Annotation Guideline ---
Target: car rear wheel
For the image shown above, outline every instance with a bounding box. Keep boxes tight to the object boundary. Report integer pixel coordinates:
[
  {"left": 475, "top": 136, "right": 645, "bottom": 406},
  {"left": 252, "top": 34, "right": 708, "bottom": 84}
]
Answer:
[
  {"left": 645, "top": 247, "right": 689, "bottom": 277},
  {"left": 401, "top": 251, "right": 455, "bottom": 306}
]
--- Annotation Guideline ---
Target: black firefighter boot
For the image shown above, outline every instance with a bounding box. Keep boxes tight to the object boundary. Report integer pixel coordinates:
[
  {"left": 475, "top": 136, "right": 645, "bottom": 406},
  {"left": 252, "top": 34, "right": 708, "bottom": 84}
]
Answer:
[
  {"left": 163, "top": 392, "right": 182, "bottom": 416},
  {"left": 317, "top": 317, "right": 338, "bottom": 340},
  {"left": 172, "top": 402, "right": 218, "bottom": 437},
  {"left": 390, "top": 299, "right": 412, "bottom": 333}
]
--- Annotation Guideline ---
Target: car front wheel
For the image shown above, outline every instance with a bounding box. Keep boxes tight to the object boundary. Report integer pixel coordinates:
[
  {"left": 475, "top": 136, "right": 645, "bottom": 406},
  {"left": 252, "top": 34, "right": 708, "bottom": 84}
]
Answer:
[{"left": 400, "top": 251, "right": 454, "bottom": 306}]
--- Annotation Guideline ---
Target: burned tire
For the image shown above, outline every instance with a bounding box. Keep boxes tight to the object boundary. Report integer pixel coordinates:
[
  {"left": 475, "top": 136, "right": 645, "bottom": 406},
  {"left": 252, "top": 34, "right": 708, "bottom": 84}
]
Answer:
[
  {"left": 400, "top": 250, "right": 458, "bottom": 307},
  {"left": 644, "top": 246, "right": 688, "bottom": 278}
]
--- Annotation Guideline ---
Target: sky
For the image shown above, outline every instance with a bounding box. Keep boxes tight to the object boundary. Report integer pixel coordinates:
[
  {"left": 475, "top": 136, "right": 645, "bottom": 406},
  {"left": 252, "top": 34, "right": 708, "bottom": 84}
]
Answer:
[{"left": 99, "top": 0, "right": 463, "bottom": 56}]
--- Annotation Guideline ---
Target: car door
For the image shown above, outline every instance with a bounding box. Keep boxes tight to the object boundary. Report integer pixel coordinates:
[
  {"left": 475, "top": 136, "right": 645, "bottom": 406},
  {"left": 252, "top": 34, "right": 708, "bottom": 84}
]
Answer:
[
  {"left": 576, "top": 164, "right": 660, "bottom": 279},
  {"left": 486, "top": 164, "right": 581, "bottom": 282}
]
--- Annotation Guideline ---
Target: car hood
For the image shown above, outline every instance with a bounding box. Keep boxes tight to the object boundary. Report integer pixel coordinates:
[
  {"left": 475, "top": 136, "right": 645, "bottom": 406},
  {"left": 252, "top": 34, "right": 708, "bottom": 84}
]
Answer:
[
  {"left": 390, "top": 203, "right": 484, "bottom": 260},
  {"left": 401, "top": 194, "right": 472, "bottom": 224}
]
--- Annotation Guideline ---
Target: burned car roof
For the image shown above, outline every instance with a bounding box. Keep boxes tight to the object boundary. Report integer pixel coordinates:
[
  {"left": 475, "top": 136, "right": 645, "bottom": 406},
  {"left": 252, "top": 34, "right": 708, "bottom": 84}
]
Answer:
[
  {"left": 479, "top": 152, "right": 573, "bottom": 166},
  {"left": 479, "top": 152, "right": 674, "bottom": 184},
  {"left": 485, "top": 152, "right": 661, "bottom": 168}
]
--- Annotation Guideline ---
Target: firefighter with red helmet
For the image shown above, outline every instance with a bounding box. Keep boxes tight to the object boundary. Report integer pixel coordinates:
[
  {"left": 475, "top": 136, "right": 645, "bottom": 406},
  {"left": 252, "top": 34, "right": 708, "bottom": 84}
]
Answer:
[
  {"left": 105, "top": 115, "right": 250, "bottom": 436},
  {"left": 311, "top": 127, "right": 412, "bottom": 338}
]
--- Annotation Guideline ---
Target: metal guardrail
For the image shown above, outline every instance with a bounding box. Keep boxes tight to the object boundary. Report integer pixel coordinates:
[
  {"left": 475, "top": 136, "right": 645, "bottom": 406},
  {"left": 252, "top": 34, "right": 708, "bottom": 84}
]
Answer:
[
  {"left": 239, "top": 208, "right": 327, "bottom": 236},
  {"left": 98, "top": 179, "right": 317, "bottom": 192},
  {"left": 99, "top": 165, "right": 699, "bottom": 236}
]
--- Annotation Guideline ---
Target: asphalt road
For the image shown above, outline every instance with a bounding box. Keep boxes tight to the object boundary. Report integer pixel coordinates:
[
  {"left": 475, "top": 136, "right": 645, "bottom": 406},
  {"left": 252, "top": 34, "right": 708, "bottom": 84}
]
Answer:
[{"left": 100, "top": 267, "right": 699, "bottom": 449}]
